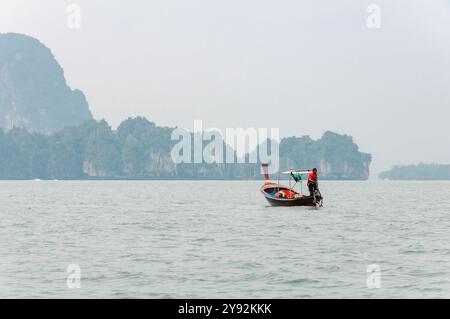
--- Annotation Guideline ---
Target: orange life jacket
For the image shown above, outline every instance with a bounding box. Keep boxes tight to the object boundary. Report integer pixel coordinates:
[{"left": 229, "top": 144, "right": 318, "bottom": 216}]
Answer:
[{"left": 307, "top": 172, "right": 318, "bottom": 183}]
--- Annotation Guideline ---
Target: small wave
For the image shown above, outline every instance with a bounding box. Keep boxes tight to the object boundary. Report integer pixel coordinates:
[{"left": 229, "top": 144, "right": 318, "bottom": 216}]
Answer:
[{"left": 283, "top": 278, "right": 320, "bottom": 285}]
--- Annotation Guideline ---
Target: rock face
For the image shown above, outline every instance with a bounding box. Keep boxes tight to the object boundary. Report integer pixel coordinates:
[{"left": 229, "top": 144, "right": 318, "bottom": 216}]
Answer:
[
  {"left": 0, "top": 33, "right": 92, "bottom": 134},
  {"left": 278, "top": 132, "right": 372, "bottom": 180}
]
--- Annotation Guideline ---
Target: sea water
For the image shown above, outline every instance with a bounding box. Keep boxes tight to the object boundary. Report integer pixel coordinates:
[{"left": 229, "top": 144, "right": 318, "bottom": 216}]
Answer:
[{"left": 0, "top": 181, "right": 449, "bottom": 298}]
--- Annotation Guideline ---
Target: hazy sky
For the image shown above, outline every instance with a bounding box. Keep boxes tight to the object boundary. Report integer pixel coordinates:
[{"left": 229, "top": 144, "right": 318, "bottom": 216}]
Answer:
[{"left": 1, "top": 0, "right": 449, "bottom": 176}]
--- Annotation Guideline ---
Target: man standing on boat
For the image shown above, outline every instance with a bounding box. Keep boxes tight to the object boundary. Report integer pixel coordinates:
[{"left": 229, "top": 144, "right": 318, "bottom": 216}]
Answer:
[{"left": 307, "top": 168, "right": 319, "bottom": 197}]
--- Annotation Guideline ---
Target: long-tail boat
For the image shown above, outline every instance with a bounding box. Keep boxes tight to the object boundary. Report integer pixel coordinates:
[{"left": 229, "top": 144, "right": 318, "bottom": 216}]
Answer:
[{"left": 260, "top": 164, "right": 323, "bottom": 207}]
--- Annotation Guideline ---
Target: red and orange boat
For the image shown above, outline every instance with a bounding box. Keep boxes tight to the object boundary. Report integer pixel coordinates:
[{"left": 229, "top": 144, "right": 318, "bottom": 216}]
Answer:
[{"left": 260, "top": 164, "right": 323, "bottom": 207}]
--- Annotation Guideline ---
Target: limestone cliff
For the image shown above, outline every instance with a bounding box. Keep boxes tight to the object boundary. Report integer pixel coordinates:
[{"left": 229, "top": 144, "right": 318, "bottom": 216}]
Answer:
[{"left": 0, "top": 33, "right": 92, "bottom": 134}]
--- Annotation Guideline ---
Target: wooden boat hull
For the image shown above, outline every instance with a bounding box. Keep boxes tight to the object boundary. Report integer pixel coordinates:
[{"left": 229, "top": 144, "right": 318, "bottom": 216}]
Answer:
[
  {"left": 263, "top": 194, "right": 319, "bottom": 207},
  {"left": 260, "top": 184, "right": 322, "bottom": 207}
]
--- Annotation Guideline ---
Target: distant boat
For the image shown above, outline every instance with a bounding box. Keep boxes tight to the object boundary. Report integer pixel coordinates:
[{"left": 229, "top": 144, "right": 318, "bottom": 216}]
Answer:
[{"left": 260, "top": 164, "right": 323, "bottom": 207}]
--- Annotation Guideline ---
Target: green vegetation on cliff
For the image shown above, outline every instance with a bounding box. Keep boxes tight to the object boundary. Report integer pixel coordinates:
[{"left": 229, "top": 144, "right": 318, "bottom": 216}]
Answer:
[
  {"left": 279, "top": 132, "right": 371, "bottom": 180},
  {"left": 379, "top": 163, "right": 450, "bottom": 180},
  {"left": 0, "top": 117, "right": 371, "bottom": 180}
]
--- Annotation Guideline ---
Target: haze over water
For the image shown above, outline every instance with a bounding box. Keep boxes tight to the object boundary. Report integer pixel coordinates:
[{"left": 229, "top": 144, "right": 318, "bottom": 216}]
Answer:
[{"left": 1, "top": 181, "right": 449, "bottom": 298}]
